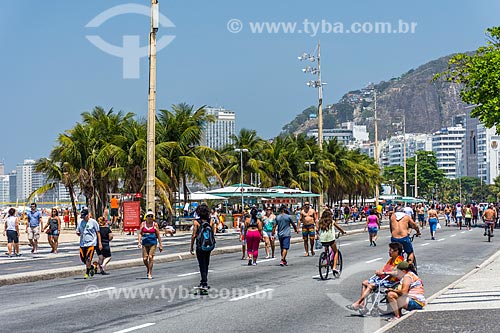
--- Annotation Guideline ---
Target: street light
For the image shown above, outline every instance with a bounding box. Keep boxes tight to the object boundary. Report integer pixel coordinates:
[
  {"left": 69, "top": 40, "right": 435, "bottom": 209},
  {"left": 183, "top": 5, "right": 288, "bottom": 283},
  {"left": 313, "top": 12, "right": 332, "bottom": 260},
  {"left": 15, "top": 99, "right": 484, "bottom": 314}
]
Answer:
[
  {"left": 305, "top": 161, "right": 315, "bottom": 193},
  {"left": 299, "top": 42, "right": 326, "bottom": 212},
  {"left": 410, "top": 184, "right": 415, "bottom": 197},
  {"left": 235, "top": 148, "right": 248, "bottom": 211}
]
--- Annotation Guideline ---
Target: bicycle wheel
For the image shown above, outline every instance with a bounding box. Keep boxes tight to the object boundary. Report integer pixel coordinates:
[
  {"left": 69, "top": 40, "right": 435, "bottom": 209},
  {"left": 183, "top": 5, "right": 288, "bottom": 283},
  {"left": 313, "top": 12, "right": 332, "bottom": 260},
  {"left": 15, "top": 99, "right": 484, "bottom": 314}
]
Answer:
[
  {"left": 319, "top": 252, "right": 329, "bottom": 280},
  {"left": 336, "top": 250, "right": 343, "bottom": 277}
]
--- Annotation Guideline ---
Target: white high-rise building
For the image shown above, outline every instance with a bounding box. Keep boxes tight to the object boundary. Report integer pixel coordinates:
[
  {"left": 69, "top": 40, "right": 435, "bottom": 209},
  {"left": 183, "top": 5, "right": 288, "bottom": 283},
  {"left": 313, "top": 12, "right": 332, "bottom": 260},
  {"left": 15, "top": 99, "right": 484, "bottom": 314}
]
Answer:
[
  {"left": 16, "top": 159, "right": 36, "bottom": 201},
  {"left": 380, "top": 134, "right": 432, "bottom": 168},
  {"left": 203, "top": 107, "right": 235, "bottom": 150},
  {"left": 0, "top": 175, "right": 9, "bottom": 204},
  {"left": 432, "top": 126, "right": 466, "bottom": 179}
]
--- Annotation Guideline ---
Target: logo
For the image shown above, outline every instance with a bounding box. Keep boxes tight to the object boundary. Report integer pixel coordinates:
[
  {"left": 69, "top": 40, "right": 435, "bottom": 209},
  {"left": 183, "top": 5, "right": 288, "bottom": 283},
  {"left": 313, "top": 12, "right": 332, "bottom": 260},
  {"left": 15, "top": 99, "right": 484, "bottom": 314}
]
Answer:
[{"left": 85, "top": 3, "right": 176, "bottom": 79}]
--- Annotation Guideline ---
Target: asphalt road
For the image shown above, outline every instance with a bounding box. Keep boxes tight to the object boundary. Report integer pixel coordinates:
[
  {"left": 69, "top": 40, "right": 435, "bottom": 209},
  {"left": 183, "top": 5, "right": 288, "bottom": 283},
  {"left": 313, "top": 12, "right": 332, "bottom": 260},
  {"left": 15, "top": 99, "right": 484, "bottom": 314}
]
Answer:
[{"left": 1, "top": 225, "right": 498, "bottom": 333}]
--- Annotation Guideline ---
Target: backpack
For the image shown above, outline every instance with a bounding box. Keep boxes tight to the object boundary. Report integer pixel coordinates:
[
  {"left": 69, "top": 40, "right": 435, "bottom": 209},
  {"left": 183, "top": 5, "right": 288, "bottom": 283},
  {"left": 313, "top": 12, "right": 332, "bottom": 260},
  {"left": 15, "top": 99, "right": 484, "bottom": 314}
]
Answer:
[{"left": 196, "top": 220, "right": 216, "bottom": 252}]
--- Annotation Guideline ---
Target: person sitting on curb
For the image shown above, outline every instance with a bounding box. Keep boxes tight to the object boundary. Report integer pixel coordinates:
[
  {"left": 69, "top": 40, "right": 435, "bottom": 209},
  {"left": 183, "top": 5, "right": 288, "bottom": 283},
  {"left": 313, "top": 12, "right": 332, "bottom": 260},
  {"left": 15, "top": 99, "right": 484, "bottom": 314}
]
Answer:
[
  {"left": 346, "top": 242, "right": 403, "bottom": 311},
  {"left": 386, "top": 261, "right": 426, "bottom": 322}
]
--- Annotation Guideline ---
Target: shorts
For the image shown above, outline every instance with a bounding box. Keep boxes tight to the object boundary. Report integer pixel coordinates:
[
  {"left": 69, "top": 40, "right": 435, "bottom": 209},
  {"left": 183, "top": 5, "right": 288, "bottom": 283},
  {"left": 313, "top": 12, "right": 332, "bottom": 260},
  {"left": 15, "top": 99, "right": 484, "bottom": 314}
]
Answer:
[
  {"left": 142, "top": 244, "right": 157, "bottom": 257},
  {"left": 391, "top": 235, "right": 414, "bottom": 255},
  {"left": 27, "top": 226, "right": 40, "bottom": 240},
  {"left": 368, "top": 227, "right": 378, "bottom": 234},
  {"left": 80, "top": 246, "right": 95, "bottom": 263},
  {"left": 96, "top": 245, "right": 111, "bottom": 258},
  {"left": 302, "top": 225, "right": 316, "bottom": 239},
  {"left": 407, "top": 298, "right": 424, "bottom": 310},
  {"left": 279, "top": 236, "right": 291, "bottom": 250},
  {"left": 321, "top": 240, "right": 335, "bottom": 247},
  {"left": 6, "top": 230, "right": 19, "bottom": 243},
  {"left": 263, "top": 231, "right": 273, "bottom": 238},
  {"left": 368, "top": 275, "right": 394, "bottom": 288},
  {"left": 47, "top": 229, "right": 59, "bottom": 237},
  {"left": 418, "top": 214, "right": 425, "bottom": 222},
  {"left": 111, "top": 208, "right": 119, "bottom": 217},
  {"left": 63, "top": 215, "right": 70, "bottom": 223}
]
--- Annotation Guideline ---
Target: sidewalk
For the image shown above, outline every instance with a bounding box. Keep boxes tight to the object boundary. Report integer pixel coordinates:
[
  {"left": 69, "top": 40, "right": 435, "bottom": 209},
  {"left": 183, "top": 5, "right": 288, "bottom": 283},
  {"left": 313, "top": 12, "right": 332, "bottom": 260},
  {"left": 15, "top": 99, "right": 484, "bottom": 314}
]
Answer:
[{"left": 379, "top": 248, "right": 500, "bottom": 332}]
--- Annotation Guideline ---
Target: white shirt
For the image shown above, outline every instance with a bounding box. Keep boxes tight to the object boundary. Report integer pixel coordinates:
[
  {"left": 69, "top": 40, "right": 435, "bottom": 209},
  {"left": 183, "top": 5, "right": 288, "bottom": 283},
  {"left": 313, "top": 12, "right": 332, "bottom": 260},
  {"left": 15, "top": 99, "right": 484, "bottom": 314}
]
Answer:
[{"left": 404, "top": 206, "right": 414, "bottom": 217}]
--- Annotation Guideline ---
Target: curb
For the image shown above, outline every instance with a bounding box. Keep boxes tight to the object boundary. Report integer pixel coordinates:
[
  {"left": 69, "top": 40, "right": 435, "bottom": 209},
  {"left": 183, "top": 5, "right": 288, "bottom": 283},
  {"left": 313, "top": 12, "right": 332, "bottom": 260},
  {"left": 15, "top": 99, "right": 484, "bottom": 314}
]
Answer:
[
  {"left": 0, "top": 225, "right": 383, "bottom": 286},
  {"left": 374, "top": 247, "right": 500, "bottom": 333}
]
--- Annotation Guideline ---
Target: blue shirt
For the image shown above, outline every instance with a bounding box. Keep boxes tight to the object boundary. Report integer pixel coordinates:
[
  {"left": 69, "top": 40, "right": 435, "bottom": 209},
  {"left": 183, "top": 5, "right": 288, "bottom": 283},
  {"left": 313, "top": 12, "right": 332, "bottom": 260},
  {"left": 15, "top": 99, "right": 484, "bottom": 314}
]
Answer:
[
  {"left": 276, "top": 213, "right": 294, "bottom": 238},
  {"left": 77, "top": 218, "right": 100, "bottom": 247},
  {"left": 27, "top": 210, "right": 42, "bottom": 227}
]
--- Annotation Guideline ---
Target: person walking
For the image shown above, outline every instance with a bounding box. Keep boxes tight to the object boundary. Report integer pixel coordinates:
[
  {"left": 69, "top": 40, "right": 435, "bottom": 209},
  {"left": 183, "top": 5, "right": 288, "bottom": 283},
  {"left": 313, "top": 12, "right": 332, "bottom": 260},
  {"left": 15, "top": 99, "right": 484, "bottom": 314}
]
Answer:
[
  {"left": 261, "top": 207, "right": 276, "bottom": 258},
  {"left": 272, "top": 205, "right": 299, "bottom": 267},
  {"left": 3, "top": 208, "right": 21, "bottom": 257},
  {"left": 427, "top": 204, "right": 439, "bottom": 240},
  {"left": 138, "top": 210, "right": 163, "bottom": 279},
  {"left": 190, "top": 203, "right": 215, "bottom": 289},
  {"left": 464, "top": 204, "right": 473, "bottom": 231},
  {"left": 244, "top": 207, "right": 263, "bottom": 266},
  {"left": 110, "top": 195, "right": 120, "bottom": 227},
  {"left": 43, "top": 208, "right": 61, "bottom": 254},
  {"left": 456, "top": 203, "right": 463, "bottom": 230},
  {"left": 96, "top": 216, "right": 113, "bottom": 275},
  {"left": 364, "top": 208, "right": 380, "bottom": 246},
  {"left": 76, "top": 208, "right": 102, "bottom": 279},
  {"left": 26, "top": 203, "right": 42, "bottom": 254},
  {"left": 299, "top": 202, "right": 318, "bottom": 256}
]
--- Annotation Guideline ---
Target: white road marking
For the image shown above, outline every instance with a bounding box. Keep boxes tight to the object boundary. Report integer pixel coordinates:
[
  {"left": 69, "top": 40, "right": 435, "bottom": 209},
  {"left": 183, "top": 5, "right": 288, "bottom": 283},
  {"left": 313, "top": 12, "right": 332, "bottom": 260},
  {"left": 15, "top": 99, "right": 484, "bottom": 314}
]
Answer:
[
  {"left": 258, "top": 258, "right": 277, "bottom": 263},
  {"left": 461, "top": 231, "right": 466, "bottom": 234},
  {"left": 341, "top": 243, "right": 352, "bottom": 246},
  {"left": 229, "top": 288, "right": 273, "bottom": 301},
  {"left": 450, "top": 234, "right": 456, "bottom": 238},
  {"left": 113, "top": 323, "right": 156, "bottom": 333},
  {"left": 57, "top": 287, "right": 116, "bottom": 299},
  {"left": 437, "top": 238, "right": 445, "bottom": 242},
  {"left": 178, "top": 270, "right": 213, "bottom": 277},
  {"left": 312, "top": 275, "right": 320, "bottom": 279},
  {"left": 421, "top": 243, "right": 430, "bottom": 246},
  {"left": 5, "top": 265, "right": 32, "bottom": 271},
  {"left": 365, "top": 257, "right": 383, "bottom": 264}
]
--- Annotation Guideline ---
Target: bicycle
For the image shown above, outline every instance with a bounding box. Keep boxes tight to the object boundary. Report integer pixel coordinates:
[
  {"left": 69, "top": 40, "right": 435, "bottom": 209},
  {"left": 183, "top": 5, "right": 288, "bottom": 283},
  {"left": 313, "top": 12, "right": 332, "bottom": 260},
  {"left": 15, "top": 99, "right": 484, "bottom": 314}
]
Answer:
[
  {"left": 318, "top": 232, "right": 343, "bottom": 280},
  {"left": 484, "top": 220, "right": 494, "bottom": 242}
]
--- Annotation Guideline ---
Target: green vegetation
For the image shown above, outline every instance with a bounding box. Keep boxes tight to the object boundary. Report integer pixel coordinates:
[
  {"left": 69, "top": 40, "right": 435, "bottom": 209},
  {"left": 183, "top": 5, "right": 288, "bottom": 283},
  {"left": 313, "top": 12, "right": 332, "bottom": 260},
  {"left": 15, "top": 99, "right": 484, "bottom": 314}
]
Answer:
[{"left": 33, "top": 106, "right": 382, "bottom": 217}]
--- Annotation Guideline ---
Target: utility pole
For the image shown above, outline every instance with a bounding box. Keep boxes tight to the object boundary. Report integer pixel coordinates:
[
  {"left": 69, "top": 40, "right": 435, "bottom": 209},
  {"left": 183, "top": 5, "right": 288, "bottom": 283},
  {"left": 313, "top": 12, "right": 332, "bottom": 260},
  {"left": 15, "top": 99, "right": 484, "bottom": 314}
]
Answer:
[
  {"left": 317, "top": 42, "right": 324, "bottom": 212},
  {"left": 414, "top": 152, "right": 418, "bottom": 198},
  {"left": 403, "top": 114, "right": 407, "bottom": 197},
  {"left": 146, "top": 0, "right": 159, "bottom": 212},
  {"left": 374, "top": 90, "right": 379, "bottom": 206}
]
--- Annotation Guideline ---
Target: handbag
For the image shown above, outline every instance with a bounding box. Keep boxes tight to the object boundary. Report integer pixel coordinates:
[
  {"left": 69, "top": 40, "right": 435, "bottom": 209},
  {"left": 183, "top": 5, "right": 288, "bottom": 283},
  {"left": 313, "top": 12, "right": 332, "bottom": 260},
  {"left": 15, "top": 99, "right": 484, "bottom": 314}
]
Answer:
[{"left": 437, "top": 222, "right": 442, "bottom": 229}]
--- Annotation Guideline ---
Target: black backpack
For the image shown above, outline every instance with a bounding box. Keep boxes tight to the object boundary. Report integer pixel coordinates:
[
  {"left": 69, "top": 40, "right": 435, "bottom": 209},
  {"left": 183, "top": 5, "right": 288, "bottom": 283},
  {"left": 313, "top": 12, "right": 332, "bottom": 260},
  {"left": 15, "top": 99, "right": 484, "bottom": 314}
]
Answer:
[{"left": 196, "top": 220, "right": 216, "bottom": 252}]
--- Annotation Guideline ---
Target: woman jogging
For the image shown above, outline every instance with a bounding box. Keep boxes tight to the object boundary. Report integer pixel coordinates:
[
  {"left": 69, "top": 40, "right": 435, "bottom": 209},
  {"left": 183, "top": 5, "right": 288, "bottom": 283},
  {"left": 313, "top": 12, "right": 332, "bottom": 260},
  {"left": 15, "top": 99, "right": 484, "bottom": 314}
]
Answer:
[
  {"left": 43, "top": 208, "right": 61, "bottom": 254},
  {"left": 138, "top": 210, "right": 163, "bottom": 279},
  {"left": 364, "top": 208, "right": 380, "bottom": 246}
]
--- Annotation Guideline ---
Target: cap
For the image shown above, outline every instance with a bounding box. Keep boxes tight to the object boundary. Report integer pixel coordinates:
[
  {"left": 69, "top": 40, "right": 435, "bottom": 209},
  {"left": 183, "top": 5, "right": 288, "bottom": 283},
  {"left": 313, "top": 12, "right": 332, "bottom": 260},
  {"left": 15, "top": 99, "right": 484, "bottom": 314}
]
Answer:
[
  {"left": 81, "top": 208, "right": 89, "bottom": 218},
  {"left": 145, "top": 210, "right": 154, "bottom": 218},
  {"left": 397, "top": 261, "right": 409, "bottom": 270}
]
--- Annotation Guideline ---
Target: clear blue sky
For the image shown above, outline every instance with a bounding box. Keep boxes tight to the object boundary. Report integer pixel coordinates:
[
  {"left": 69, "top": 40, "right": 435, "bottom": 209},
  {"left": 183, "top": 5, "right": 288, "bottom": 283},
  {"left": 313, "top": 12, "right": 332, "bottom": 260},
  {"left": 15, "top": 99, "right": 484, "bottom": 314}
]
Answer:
[{"left": 1, "top": 0, "right": 498, "bottom": 172}]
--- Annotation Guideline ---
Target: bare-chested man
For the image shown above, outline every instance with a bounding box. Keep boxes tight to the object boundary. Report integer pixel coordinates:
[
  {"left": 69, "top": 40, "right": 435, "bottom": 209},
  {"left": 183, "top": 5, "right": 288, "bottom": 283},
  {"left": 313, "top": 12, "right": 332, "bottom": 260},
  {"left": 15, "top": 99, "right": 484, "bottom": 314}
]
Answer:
[
  {"left": 482, "top": 205, "right": 497, "bottom": 237},
  {"left": 443, "top": 205, "right": 451, "bottom": 226},
  {"left": 390, "top": 206, "right": 421, "bottom": 265},
  {"left": 416, "top": 204, "right": 425, "bottom": 228},
  {"left": 299, "top": 202, "right": 318, "bottom": 256}
]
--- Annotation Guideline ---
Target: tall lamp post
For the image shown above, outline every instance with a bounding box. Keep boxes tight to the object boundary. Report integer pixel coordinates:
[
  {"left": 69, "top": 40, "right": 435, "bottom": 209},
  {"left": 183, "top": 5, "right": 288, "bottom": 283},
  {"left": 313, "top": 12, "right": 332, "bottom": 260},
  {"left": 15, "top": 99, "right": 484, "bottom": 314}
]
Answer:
[
  {"left": 235, "top": 148, "right": 248, "bottom": 211},
  {"left": 146, "top": 0, "right": 159, "bottom": 212},
  {"left": 305, "top": 161, "right": 315, "bottom": 193},
  {"left": 299, "top": 42, "right": 326, "bottom": 212}
]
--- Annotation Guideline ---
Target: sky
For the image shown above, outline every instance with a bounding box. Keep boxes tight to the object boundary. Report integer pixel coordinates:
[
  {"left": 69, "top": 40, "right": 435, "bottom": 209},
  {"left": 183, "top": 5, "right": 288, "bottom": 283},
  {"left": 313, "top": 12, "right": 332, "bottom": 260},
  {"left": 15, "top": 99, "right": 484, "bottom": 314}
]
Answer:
[{"left": 1, "top": 0, "right": 499, "bottom": 172}]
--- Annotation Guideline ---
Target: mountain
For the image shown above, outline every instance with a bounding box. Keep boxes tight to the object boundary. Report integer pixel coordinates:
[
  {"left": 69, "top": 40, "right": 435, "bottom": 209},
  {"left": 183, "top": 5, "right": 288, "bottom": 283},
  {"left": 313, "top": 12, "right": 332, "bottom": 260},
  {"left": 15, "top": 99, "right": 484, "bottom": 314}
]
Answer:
[{"left": 282, "top": 54, "right": 469, "bottom": 140}]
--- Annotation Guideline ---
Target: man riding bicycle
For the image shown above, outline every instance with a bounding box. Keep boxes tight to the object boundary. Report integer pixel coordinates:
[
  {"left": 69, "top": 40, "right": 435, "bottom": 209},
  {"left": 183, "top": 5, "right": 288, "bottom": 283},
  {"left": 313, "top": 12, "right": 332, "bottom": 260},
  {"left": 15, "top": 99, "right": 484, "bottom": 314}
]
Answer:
[
  {"left": 390, "top": 205, "right": 421, "bottom": 266},
  {"left": 482, "top": 204, "right": 497, "bottom": 237}
]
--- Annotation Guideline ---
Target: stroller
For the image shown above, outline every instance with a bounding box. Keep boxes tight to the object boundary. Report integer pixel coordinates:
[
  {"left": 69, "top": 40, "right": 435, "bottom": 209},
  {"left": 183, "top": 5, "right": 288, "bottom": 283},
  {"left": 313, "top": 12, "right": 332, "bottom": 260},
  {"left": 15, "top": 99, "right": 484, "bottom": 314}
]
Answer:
[{"left": 358, "top": 275, "right": 399, "bottom": 317}]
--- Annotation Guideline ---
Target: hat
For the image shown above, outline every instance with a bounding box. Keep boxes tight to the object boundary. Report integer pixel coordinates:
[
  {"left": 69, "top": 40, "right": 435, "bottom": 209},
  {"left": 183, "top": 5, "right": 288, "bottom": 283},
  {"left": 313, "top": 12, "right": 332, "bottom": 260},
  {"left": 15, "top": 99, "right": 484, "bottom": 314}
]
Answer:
[
  {"left": 397, "top": 261, "right": 409, "bottom": 270},
  {"left": 81, "top": 208, "right": 89, "bottom": 218},
  {"left": 145, "top": 210, "right": 154, "bottom": 218}
]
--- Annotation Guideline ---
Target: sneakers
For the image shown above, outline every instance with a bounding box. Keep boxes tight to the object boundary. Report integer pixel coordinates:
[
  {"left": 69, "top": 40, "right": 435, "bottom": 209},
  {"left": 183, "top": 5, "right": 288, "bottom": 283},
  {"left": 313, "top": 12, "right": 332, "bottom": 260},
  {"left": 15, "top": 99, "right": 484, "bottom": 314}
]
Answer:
[
  {"left": 248, "top": 259, "right": 252, "bottom": 266},
  {"left": 15, "top": 253, "right": 22, "bottom": 257},
  {"left": 84, "top": 274, "right": 90, "bottom": 279},
  {"left": 484, "top": 232, "right": 487, "bottom": 236},
  {"left": 280, "top": 260, "right": 285, "bottom": 267},
  {"left": 101, "top": 271, "right": 110, "bottom": 275},
  {"left": 252, "top": 262, "right": 257, "bottom": 266}
]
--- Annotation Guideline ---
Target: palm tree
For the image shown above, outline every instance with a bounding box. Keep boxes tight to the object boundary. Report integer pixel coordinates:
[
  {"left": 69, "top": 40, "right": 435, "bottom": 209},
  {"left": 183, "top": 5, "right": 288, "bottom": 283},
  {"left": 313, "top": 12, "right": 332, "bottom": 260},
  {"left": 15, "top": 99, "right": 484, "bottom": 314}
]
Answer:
[{"left": 156, "top": 103, "right": 221, "bottom": 211}]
